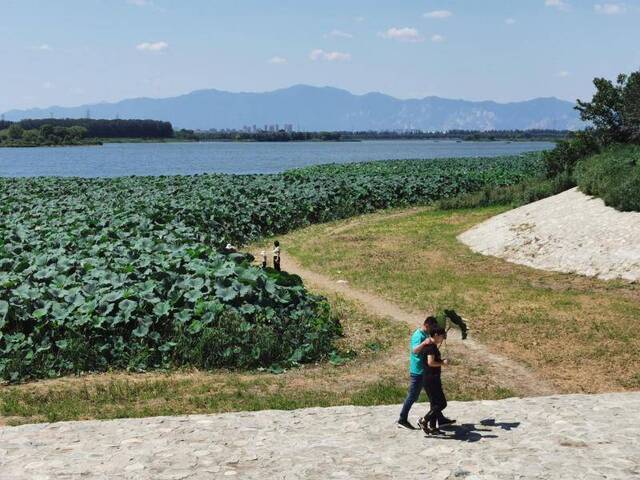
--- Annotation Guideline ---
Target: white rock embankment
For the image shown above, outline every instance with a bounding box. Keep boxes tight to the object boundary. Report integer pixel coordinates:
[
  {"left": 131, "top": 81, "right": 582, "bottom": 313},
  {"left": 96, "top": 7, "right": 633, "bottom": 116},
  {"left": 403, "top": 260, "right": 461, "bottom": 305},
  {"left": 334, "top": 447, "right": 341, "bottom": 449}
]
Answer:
[
  {"left": 458, "top": 187, "right": 640, "bottom": 281},
  {"left": 1, "top": 393, "right": 639, "bottom": 479}
]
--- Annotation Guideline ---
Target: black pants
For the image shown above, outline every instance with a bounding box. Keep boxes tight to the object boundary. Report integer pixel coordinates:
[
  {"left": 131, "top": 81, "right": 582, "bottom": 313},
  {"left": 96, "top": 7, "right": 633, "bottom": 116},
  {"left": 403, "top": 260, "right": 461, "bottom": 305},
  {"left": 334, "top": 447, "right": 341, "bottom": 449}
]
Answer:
[
  {"left": 274, "top": 256, "right": 281, "bottom": 271},
  {"left": 423, "top": 375, "right": 447, "bottom": 428}
]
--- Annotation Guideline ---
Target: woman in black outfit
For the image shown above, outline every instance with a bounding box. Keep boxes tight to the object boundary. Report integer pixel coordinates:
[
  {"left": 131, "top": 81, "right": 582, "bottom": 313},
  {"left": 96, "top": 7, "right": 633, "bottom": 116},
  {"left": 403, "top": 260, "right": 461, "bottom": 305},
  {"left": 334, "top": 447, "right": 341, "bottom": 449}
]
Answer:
[{"left": 418, "top": 326, "right": 456, "bottom": 435}]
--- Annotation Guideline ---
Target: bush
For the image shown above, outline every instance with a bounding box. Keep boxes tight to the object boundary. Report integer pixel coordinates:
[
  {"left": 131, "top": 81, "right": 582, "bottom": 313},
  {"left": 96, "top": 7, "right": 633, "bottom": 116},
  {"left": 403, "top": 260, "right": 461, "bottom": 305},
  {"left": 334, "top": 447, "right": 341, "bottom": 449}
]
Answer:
[
  {"left": 576, "top": 144, "right": 640, "bottom": 211},
  {"left": 438, "top": 171, "right": 575, "bottom": 210},
  {"left": 543, "top": 131, "right": 601, "bottom": 178}
]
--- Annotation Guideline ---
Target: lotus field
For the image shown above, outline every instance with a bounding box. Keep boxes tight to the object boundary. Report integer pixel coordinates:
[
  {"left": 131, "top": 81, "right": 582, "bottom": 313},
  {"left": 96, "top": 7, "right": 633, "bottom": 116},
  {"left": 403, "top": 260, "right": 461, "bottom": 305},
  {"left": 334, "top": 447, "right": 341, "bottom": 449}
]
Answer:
[{"left": 0, "top": 154, "right": 544, "bottom": 382}]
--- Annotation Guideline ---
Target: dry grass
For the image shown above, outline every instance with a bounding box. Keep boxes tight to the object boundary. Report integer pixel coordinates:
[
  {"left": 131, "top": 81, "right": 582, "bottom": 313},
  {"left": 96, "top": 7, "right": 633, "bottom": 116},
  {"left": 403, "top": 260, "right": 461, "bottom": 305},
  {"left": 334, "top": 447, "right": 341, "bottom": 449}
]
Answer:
[{"left": 277, "top": 206, "right": 640, "bottom": 393}]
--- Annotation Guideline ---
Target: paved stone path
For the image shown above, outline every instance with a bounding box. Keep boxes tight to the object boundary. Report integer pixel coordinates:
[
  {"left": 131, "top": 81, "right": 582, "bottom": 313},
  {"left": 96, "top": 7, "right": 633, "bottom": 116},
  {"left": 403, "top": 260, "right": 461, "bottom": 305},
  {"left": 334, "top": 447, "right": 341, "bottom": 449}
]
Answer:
[
  {"left": 459, "top": 188, "right": 640, "bottom": 281},
  {"left": 1, "top": 393, "right": 639, "bottom": 479}
]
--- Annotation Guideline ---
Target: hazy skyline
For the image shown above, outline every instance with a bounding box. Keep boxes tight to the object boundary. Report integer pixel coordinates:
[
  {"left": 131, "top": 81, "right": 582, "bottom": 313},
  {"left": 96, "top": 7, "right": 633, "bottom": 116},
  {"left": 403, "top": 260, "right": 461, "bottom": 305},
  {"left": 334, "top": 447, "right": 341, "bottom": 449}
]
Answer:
[{"left": 2, "top": 0, "right": 640, "bottom": 113}]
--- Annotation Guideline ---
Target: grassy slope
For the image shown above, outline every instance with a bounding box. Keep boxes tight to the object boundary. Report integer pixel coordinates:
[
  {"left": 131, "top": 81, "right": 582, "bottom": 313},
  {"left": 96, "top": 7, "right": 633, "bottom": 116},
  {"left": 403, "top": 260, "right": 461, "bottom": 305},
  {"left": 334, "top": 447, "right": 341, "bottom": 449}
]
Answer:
[
  {"left": 576, "top": 144, "right": 640, "bottom": 212},
  {"left": 280, "top": 206, "right": 640, "bottom": 393}
]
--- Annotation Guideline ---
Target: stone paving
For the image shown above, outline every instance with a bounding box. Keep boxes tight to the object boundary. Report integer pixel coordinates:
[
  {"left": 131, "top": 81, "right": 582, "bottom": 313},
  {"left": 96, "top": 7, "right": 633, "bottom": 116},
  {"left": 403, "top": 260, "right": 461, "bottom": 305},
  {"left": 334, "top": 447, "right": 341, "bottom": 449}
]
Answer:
[
  {"left": 459, "top": 188, "right": 640, "bottom": 281},
  {"left": 1, "top": 392, "right": 639, "bottom": 479}
]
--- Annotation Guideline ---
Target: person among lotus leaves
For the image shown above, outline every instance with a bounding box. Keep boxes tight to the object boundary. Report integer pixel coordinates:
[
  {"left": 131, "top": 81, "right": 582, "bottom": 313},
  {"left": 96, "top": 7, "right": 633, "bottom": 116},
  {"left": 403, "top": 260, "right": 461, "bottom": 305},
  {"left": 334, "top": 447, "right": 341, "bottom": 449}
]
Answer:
[{"left": 273, "top": 240, "right": 281, "bottom": 271}]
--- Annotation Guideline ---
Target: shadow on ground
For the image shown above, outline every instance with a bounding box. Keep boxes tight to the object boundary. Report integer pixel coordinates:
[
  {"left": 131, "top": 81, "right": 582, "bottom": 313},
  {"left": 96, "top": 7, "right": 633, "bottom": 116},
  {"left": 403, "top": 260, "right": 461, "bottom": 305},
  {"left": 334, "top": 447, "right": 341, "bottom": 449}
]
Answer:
[{"left": 428, "top": 418, "right": 521, "bottom": 442}]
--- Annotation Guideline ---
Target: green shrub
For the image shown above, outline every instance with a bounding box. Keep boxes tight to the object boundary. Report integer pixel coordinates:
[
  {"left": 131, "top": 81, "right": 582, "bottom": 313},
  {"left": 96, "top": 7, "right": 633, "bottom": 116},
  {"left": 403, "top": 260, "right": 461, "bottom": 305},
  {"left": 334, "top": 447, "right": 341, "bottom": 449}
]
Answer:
[
  {"left": 438, "top": 170, "right": 575, "bottom": 210},
  {"left": 576, "top": 144, "right": 640, "bottom": 211},
  {"left": 543, "top": 131, "right": 601, "bottom": 178}
]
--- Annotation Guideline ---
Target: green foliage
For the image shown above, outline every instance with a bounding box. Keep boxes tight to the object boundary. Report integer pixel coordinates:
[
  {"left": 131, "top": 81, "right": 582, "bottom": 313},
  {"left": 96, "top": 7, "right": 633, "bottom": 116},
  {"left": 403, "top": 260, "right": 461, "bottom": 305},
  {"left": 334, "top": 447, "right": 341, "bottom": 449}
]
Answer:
[
  {"left": 7, "top": 124, "right": 24, "bottom": 140},
  {"left": 542, "top": 69, "right": 640, "bottom": 181},
  {"left": 542, "top": 131, "right": 601, "bottom": 178},
  {"left": 576, "top": 71, "right": 640, "bottom": 144},
  {"left": 16, "top": 118, "right": 174, "bottom": 139},
  {"left": 0, "top": 123, "right": 100, "bottom": 147},
  {"left": 437, "top": 170, "right": 574, "bottom": 210},
  {"left": 0, "top": 154, "right": 543, "bottom": 382},
  {"left": 576, "top": 144, "right": 640, "bottom": 211}
]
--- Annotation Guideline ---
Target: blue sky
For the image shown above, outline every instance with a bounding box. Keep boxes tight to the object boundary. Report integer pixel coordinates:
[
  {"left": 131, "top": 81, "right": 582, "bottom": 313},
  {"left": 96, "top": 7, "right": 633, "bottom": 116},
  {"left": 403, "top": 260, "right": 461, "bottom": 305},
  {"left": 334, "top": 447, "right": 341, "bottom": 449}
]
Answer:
[{"left": 2, "top": 0, "right": 639, "bottom": 112}]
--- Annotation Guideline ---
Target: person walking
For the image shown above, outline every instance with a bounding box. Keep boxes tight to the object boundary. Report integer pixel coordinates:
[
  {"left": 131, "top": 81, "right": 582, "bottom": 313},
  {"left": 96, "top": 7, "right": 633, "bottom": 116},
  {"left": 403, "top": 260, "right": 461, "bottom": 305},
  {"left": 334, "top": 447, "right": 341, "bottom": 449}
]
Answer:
[
  {"left": 273, "top": 240, "right": 281, "bottom": 272},
  {"left": 396, "top": 316, "right": 437, "bottom": 430},
  {"left": 418, "top": 326, "right": 456, "bottom": 435}
]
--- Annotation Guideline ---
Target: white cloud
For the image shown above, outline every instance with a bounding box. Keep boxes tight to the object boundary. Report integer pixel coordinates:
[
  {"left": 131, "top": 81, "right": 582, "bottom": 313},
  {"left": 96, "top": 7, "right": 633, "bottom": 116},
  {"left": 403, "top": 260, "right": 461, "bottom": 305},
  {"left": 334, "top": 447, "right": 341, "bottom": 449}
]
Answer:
[
  {"left": 268, "top": 56, "right": 287, "bottom": 64},
  {"left": 545, "top": 0, "right": 570, "bottom": 11},
  {"left": 424, "top": 10, "right": 453, "bottom": 19},
  {"left": 354, "top": 16, "right": 365, "bottom": 23},
  {"left": 309, "top": 49, "right": 351, "bottom": 62},
  {"left": 379, "top": 27, "right": 425, "bottom": 43},
  {"left": 31, "top": 44, "right": 52, "bottom": 51},
  {"left": 431, "top": 34, "right": 445, "bottom": 43},
  {"left": 557, "top": 70, "right": 570, "bottom": 77},
  {"left": 505, "top": 18, "right": 517, "bottom": 25},
  {"left": 127, "top": 0, "right": 153, "bottom": 6},
  {"left": 325, "top": 29, "right": 354, "bottom": 39},
  {"left": 594, "top": 3, "right": 626, "bottom": 14},
  {"left": 42, "top": 81, "right": 55, "bottom": 89},
  {"left": 136, "top": 41, "right": 168, "bottom": 52}
]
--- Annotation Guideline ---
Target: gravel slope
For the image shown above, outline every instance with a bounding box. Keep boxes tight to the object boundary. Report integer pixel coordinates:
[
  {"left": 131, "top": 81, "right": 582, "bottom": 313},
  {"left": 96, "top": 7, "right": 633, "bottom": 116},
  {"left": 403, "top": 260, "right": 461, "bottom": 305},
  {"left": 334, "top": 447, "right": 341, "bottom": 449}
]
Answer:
[{"left": 458, "top": 188, "right": 640, "bottom": 281}]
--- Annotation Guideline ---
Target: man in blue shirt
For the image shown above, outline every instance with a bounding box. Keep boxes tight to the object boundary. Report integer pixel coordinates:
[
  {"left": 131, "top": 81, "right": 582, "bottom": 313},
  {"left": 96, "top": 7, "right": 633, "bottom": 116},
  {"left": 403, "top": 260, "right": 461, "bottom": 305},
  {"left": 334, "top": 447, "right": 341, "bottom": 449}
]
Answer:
[{"left": 397, "top": 316, "right": 436, "bottom": 429}]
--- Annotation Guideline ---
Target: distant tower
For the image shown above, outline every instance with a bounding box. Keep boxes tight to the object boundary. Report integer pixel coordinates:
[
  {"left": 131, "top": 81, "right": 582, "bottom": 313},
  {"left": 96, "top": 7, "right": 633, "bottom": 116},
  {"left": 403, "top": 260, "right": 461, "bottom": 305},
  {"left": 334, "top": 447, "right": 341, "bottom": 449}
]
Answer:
[
  {"left": 1, "top": 113, "right": 4, "bottom": 122},
  {"left": 49, "top": 111, "right": 54, "bottom": 119},
  {"left": 85, "top": 109, "right": 91, "bottom": 119}
]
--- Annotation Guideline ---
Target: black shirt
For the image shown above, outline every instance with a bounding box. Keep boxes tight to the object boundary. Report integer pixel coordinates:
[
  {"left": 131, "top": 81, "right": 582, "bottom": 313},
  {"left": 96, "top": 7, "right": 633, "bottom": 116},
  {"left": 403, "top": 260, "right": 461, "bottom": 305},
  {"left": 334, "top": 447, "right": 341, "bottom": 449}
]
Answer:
[{"left": 423, "top": 343, "right": 442, "bottom": 377}]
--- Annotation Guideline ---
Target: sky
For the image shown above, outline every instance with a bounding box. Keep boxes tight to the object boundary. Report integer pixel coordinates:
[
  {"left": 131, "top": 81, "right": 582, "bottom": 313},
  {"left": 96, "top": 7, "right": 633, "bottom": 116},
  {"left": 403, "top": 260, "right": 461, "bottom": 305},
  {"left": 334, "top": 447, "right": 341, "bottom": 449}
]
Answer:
[{"left": 1, "top": 0, "right": 640, "bottom": 113}]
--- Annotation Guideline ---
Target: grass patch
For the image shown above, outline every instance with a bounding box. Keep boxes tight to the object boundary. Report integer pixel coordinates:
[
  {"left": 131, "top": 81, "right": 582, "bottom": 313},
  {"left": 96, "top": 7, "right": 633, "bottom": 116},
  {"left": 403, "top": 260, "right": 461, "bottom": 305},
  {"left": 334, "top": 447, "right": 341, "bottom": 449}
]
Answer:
[
  {"left": 278, "top": 206, "right": 640, "bottom": 393},
  {"left": 576, "top": 144, "right": 640, "bottom": 211}
]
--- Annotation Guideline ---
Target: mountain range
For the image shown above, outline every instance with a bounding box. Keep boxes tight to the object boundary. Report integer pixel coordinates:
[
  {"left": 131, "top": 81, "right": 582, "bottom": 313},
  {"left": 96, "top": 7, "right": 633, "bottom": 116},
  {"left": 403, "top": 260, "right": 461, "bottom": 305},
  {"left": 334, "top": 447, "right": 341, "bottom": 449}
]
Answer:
[{"left": 2, "top": 85, "right": 582, "bottom": 131}]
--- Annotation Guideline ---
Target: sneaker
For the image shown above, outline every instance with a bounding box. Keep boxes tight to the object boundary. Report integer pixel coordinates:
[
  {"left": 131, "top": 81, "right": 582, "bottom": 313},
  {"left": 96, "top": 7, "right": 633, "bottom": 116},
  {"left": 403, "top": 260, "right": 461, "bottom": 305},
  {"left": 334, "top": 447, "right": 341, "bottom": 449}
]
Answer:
[
  {"left": 397, "top": 419, "right": 416, "bottom": 430},
  {"left": 438, "top": 417, "right": 456, "bottom": 427},
  {"left": 417, "top": 416, "right": 429, "bottom": 433},
  {"left": 426, "top": 427, "right": 444, "bottom": 435}
]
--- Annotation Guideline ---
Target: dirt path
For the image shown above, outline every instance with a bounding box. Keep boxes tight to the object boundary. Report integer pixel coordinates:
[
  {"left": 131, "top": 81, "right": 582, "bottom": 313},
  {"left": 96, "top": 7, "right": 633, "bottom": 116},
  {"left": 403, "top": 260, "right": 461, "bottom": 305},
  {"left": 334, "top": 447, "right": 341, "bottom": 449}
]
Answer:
[{"left": 281, "top": 252, "right": 557, "bottom": 397}]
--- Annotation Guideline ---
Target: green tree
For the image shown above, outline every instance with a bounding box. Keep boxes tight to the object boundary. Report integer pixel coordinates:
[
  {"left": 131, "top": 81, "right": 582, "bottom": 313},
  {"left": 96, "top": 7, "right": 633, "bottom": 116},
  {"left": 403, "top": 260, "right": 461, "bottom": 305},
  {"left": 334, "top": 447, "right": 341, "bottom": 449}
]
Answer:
[
  {"left": 576, "top": 70, "right": 640, "bottom": 143},
  {"left": 68, "top": 126, "right": 88, "bottom": 140},
  {"left": 39, "top": 124, "right": 54, "bottom": 138},
  {"left": 7, "top": 124, "right": 24, "bottom": 140}
]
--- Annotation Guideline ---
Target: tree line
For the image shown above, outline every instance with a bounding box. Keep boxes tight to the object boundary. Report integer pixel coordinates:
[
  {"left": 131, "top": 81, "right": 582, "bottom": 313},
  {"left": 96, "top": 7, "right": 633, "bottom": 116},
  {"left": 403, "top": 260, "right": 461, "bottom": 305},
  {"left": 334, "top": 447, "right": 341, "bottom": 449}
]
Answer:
[
  {"left": 176, "top": 128, "right": 571, "bottom": 143},
  {"left": 2, "top": 118, "right": 174, "bottom": 139}
]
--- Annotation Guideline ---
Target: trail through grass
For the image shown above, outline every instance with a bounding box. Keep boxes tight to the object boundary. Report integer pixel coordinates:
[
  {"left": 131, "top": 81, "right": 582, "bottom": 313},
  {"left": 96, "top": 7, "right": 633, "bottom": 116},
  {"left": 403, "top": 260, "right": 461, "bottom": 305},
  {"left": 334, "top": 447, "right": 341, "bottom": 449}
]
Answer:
[{"left": 272, "top": 206, "right": 640, "bottom": 393}]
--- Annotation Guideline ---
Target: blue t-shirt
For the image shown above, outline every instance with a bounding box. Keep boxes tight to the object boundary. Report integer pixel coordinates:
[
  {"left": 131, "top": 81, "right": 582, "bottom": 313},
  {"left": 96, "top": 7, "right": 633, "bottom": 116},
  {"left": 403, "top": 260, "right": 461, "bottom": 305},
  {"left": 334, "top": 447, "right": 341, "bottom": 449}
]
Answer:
[{"left": 409, "top": 328, "right": 427, "bottom": 375}]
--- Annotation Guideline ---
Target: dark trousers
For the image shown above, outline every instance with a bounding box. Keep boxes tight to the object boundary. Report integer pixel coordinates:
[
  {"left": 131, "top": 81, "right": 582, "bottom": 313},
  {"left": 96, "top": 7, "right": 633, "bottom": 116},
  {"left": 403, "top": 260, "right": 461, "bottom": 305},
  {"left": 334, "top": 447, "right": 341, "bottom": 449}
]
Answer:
[
  {"left": 274, "top": 256, "right": 281, "bottom": 271},
  {"left": 399, "top": 373, "right": 425, "bottom": 421},
  {"left": 423, "top": 375, "right": 447, "bottom": 428}
]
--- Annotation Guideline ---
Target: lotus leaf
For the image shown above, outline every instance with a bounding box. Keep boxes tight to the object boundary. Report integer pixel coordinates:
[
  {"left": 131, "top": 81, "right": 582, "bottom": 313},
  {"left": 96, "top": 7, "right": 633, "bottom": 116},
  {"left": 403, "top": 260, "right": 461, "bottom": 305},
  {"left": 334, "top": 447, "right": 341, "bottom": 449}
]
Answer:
[{"left": 0, "top": 153, "right": 543, "bottom": 382}]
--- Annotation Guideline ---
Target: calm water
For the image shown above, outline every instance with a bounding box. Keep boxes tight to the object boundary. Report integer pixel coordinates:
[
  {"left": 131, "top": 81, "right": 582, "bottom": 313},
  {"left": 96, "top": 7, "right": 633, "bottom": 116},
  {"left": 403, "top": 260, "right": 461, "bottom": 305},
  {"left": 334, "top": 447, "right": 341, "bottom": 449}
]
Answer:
[{"left": 0, "top": 140, "right": 553, "bottom": 178}]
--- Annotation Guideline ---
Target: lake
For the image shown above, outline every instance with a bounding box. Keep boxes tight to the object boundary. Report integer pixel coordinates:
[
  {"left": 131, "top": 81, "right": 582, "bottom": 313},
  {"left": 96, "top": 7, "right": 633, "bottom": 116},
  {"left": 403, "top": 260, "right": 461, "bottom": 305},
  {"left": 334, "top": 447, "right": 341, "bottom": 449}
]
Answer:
[{"left": 0, "top": 140, "right": 554, "bottom": 178}]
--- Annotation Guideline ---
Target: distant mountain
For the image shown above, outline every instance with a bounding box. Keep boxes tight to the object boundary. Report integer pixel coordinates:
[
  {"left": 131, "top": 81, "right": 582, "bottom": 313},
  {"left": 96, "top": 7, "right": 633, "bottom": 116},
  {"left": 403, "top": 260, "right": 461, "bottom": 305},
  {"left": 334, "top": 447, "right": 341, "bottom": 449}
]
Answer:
[{"left": 2, "top": 85, "right": 582, "bottom": 131}]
